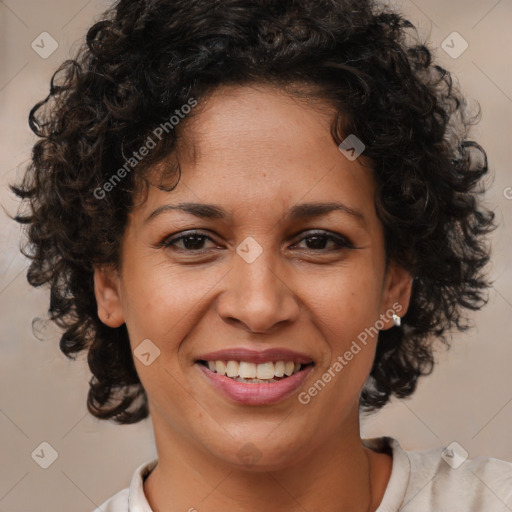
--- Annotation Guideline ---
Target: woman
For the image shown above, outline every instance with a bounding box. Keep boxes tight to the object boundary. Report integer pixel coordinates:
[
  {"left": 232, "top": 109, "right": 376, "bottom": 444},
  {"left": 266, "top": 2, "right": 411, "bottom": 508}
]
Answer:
[{"left": 12, "top": 0, "right": 512, "bottom": 510}]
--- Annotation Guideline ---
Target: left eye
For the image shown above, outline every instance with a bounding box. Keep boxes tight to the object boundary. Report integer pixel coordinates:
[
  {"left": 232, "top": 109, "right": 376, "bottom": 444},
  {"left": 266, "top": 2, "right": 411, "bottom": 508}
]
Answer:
[
  {"left": 160, "top": 230, "right": 352, "bottom": 253},
  {"left": 291, "top": 231, "right": 353, "bottom": 251}
]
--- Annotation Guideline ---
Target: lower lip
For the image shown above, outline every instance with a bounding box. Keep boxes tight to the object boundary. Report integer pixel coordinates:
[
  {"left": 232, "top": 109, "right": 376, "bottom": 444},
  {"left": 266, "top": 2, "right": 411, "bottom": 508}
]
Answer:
[{"left": 197, "top": 363, "right": 314, "bottom": 405}]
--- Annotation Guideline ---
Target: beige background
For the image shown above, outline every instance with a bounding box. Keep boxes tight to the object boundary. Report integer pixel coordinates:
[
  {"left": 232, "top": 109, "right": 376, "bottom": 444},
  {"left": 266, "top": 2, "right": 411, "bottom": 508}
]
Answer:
[{"left": 1, "top": 0, "right": 511, "bottom": 510}]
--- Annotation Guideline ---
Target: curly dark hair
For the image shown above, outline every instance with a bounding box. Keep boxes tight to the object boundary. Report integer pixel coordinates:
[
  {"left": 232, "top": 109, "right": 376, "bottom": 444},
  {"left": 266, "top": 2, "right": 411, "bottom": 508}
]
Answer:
[{"left": 11, "top": 0, "right": 496, "bottom": 424}]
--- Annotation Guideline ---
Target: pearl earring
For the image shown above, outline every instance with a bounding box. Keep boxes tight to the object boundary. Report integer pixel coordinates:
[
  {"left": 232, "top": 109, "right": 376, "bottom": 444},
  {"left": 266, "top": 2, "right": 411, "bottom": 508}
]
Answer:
[{"left": 392, "top": 313, "right": 401, "bottom": 327}]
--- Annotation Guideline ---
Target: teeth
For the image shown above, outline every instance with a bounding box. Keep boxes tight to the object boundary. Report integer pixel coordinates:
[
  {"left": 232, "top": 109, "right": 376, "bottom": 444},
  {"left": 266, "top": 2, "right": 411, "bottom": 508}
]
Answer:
[
  {"left": 204, "top": 359, "right": 307, "bottom": 380},
  {"left": 226, "top": 360, "right": 239, "bottom": 378},
  {"left": 215, "top": 360, "right": 227, "bottom": 376},
  {"left": 234, "top": 377, "right": 279, "bottom": 383},
  {"left": 239, "top": 361, "right": 257, "bottom": 379},
  {"left": 284, "top": 361, "right": 295, "bottom": 376},
  {"left": 256, "top": 362, "right": 275, "bottom": 380},
  {"left": 274, "top": 361, "right": 285, "bottom": 377}
]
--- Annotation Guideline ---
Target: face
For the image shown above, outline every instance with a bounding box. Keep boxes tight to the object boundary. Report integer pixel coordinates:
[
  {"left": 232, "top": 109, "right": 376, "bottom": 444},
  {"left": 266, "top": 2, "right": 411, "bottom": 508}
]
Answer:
[{"left": 94, "top": 83, "right": 412, "bottom": 471}]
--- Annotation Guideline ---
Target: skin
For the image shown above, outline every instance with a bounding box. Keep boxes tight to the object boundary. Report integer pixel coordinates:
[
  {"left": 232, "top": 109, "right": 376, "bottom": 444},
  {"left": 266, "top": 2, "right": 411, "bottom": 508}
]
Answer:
[{"left": 94, "top": 83, "right": 413, "bottom": 512}]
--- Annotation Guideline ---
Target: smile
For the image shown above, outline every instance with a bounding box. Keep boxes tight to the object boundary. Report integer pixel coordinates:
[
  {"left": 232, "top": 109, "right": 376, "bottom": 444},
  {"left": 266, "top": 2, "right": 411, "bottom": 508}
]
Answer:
[
  {"left": 198, "top": 360, "right": 313, "bottom": 383},
  {"left": 195, "top": 349, "right": 315, "bottom": 404}
]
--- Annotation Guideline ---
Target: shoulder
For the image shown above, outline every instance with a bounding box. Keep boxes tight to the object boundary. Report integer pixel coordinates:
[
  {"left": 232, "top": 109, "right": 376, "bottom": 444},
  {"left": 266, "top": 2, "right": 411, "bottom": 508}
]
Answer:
[
  {"left": 92, "top": 458, "right": 158, "bottom": 512},
  {"left": 399, "top": 439, "right": 512, "bottom": 511},
  {"left": 365, "top": 436, "right": 512, "bottom": 511},
  {"left": 93, "top": 488, "right": 129, "bottom": 512}
]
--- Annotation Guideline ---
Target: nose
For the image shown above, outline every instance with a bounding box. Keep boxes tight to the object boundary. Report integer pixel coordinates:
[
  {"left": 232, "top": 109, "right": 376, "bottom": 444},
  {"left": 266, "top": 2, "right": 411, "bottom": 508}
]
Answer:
[{"left": 217, "top": 247, "right": 300, "bottom": 334}]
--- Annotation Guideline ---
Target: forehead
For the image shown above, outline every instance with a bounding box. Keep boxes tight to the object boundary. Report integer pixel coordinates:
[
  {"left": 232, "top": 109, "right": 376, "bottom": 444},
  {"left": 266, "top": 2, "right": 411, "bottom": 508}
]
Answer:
[
  {"left": 137, "top": 83, "right": 376, "bottom": 224},
  {"left": 181, "top": 83, "right": 337, "bottom": 161}
]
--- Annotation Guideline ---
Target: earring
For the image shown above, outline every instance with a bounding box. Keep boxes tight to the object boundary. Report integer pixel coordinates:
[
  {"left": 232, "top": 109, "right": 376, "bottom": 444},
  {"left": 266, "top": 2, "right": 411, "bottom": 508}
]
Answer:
[{"left": 392, "top": 313, "right": 401, "bottom": 327}]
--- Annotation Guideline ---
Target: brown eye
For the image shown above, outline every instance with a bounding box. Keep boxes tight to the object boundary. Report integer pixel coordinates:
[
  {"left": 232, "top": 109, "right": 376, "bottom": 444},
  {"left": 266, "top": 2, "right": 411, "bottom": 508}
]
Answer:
[
  {"left": 161, "top": 231, "right": 217, "bottom": 252},
  {"left": 292, "top": 231, "right": 354, "bottom": 252}
]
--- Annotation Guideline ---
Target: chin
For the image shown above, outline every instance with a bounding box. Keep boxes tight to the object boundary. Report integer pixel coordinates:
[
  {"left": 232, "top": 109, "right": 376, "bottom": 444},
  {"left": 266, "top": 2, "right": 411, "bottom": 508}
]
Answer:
[{"left": 204, "top": 430, "right": 313, "bottom": 472}]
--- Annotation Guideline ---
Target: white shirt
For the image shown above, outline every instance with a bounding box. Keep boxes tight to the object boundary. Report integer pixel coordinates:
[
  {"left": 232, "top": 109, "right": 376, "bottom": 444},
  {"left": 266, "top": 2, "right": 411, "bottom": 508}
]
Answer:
[{"left": 94, "top": 436, "right": 512, "bottom": 511}]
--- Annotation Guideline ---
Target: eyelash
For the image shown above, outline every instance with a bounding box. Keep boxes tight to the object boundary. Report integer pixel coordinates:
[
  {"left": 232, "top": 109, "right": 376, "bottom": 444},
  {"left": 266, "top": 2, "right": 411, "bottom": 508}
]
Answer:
[{"left": 158, "top": 230, "right": 354, "bottom": 254}]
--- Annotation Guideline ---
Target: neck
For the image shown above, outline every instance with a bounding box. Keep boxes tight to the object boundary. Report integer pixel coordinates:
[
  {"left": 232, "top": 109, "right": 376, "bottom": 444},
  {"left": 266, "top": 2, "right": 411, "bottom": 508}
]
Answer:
[{"left": 143, "top": 407, "right": 390, "bottom": 512}]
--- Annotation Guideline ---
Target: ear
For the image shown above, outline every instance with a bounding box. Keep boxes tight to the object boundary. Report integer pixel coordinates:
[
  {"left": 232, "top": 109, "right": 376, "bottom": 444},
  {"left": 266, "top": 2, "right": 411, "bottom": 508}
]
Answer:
[
  {"left": 380, "top": 260, "right": 413, "bottom": 330},
  {"left": 93, "top": 265, "right": 125, "bottom": 328}
]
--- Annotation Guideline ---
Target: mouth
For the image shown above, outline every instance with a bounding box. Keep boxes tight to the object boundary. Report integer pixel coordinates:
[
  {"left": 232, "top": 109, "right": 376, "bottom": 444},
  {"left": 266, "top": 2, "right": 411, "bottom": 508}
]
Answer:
[
  {"left": 194, "top": 349, "right": 315, "bottom": 405},
  {"left": 197, "top": 359, "right": 315, "bottom": 383}
]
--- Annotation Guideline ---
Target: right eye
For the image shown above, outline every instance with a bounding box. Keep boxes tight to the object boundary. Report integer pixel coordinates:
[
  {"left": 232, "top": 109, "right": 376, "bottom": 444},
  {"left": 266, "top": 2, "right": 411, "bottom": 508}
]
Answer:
[{"left": 160, "top": 230, "right": 220, "bottom": 252}]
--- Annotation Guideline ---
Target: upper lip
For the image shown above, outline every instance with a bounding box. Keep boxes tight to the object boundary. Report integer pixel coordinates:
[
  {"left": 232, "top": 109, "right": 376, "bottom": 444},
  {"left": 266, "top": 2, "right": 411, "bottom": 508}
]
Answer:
[{"left": 196, "top": 348, "right": 314, "bottom": 365}]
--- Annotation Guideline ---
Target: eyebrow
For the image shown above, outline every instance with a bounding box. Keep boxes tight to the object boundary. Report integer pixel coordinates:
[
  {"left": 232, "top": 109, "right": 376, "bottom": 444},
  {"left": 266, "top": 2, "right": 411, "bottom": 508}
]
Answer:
[{"left": 145, "top": 201, "right": 366, "bottom": 225}]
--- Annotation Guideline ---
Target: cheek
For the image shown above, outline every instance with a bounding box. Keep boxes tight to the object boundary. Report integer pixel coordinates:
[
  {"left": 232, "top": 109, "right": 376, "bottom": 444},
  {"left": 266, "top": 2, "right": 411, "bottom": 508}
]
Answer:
[
  {"left": 118, "top": 262, "right": 223, "bottom": 418},
  {"left": 310, "top": 263, "right": 383, "bottom": 342},
  {"left": 302, "top": 261, "right": 383, "bottom": 403},
  {"left": 119, "top": 260, "right": 226, "bottom": 355}
]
